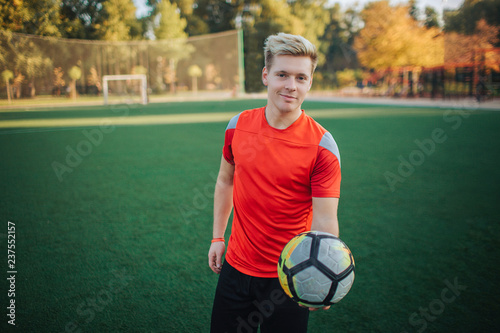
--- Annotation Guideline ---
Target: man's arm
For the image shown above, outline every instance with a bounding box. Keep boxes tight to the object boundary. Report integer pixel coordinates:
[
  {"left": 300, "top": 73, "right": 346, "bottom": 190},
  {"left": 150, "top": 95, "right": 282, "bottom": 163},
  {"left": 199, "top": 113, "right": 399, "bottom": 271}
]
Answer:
[
  {"left": 306, "top": 196, "right": 339, "bottom": 311},
  {"left": 208, "top": 156, "right": 235, "bottom": 274},
  {"left": 311, "top": 197, "right": 339, "bottom": 237}
]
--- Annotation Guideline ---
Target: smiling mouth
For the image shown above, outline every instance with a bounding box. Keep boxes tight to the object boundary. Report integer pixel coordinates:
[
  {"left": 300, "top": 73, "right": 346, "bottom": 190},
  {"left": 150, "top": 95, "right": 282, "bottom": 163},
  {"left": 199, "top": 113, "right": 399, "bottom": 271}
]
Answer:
[{"left": 280, "top": 94, "right": 297, "bottom": 100}]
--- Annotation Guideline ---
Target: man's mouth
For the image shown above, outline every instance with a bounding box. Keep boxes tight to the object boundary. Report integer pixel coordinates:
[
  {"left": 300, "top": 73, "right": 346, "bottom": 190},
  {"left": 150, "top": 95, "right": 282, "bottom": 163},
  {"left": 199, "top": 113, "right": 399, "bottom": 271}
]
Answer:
[{"left": 280, "top": 93, "right": 297, "bottom": 100}]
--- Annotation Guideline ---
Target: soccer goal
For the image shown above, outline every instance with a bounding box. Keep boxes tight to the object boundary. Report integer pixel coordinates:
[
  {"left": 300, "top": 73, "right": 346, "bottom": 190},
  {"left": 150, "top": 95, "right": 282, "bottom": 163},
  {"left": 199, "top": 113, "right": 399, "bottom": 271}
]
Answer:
[{"left": 103, "top": 74, "right": 148, "bottom": 105}]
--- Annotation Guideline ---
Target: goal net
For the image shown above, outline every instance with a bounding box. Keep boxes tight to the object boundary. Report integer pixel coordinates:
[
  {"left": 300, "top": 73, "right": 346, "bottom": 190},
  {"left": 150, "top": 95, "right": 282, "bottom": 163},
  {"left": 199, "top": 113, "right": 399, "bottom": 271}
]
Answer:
[
  {"left": 103, "top": 74, "right": 148, "bottom": 105},
  {"left": 0, "top": 30, "right": 244, "bottom": 104}
]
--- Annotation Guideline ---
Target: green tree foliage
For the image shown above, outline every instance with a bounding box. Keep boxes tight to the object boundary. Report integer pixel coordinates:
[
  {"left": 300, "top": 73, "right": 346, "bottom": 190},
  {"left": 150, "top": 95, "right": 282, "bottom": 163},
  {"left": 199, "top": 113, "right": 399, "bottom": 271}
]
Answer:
[
  {"left": 153, "top": 0, "right": 193, "bottom": 93},
  {"left": 0, "top": 0, "right": 62, "bottom": 36},
  {"left": 1, "top": 30, "right": 54, "bottom": 97},
  {"left": 318, "top": 4, "right": 361, "bottom": 87},
  {"left": 444, "top": 0, "right": 500, "bottom": 40},
  {"left": 144, "top": 0, "right": 208, "bottom": 36},
  {"left": 424, "top": 6, "right": 440, "bottom": 29},
  {"left": 68, "top": 65, "right": 82, "bottom": 99},
  {"left": 408, "top": 0, "right": 419, "bottom": 21},
  {"left": 188, "top": 64, "right": 202, "bottom": 93},
  {"left": 95, "top": 0, "right": 140, "bottom": 41},
  {"left": 239, "top": 0, "right": 306, "bottom": 91},
  {"left": 59, "top": 0, "right": 143, "bottom": 40},
  {"left": 2, "top": 69, "right": 13, "bottom": 102},
  {"left": 59, "top": 0, "right": 106, "bottom": 39},
  {"left": 289, "top": 0, "right": 331, "bottom": 67},
  {"left": 3, "top": 0, "right": 497, "bottom": 96},
  {"left": 154, "top": 0, "right": 188, "bottom": 39}
]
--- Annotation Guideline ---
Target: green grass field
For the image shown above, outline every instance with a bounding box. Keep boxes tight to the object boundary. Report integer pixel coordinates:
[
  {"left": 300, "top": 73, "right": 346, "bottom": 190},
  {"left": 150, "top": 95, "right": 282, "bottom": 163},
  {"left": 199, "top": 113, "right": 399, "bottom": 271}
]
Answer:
[{"left": 1, "top": 99, "right": 499, "bottom": 332}]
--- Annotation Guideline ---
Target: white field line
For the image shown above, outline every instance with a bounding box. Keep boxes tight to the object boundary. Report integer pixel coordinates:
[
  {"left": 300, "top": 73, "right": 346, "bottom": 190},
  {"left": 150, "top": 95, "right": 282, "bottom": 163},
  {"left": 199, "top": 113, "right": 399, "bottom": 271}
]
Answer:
[{"left": 0, "top": 108, "right": 442, "bottom": 129}]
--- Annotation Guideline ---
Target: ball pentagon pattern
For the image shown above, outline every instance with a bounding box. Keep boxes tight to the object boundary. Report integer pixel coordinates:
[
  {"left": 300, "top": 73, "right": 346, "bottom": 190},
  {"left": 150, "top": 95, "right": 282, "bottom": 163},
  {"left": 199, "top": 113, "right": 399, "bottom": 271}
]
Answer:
[{"left": 277, "top": 231, "right": 355, "bottom": 308}]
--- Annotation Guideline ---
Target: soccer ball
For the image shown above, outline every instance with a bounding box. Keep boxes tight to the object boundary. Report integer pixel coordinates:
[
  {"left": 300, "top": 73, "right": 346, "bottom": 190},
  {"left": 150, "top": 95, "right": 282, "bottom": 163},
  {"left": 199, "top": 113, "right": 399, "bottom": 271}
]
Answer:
[{"left": 277, "top": 231, "right": 355, "bottom": 308}]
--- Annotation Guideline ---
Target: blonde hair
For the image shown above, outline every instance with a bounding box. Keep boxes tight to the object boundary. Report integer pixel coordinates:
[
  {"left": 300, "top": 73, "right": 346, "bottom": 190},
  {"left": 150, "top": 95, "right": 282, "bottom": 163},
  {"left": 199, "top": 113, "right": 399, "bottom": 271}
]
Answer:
[{"left": 264, "top": 33, "right": 318, "bottom": 74}]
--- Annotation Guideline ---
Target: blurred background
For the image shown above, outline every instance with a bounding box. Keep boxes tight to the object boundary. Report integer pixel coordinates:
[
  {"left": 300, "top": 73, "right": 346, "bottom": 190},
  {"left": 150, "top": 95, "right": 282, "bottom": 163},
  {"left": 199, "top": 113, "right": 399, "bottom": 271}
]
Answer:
[{"left": 0, "top": 0, "right": 499, "bottom": 105}]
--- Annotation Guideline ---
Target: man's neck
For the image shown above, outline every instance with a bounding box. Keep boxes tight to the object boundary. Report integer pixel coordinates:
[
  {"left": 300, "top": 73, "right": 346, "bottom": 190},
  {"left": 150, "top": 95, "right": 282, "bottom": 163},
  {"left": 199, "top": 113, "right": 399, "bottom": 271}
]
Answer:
[{"left": 265, "top": 106, "right": 302, "bottom": 130}]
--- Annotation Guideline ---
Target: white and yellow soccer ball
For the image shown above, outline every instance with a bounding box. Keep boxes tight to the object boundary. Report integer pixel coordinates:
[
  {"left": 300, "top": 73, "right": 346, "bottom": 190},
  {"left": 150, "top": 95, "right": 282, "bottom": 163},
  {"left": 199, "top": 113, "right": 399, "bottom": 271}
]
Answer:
[{"left": 278, "top": 231, "right": 355, "bottom": 308}]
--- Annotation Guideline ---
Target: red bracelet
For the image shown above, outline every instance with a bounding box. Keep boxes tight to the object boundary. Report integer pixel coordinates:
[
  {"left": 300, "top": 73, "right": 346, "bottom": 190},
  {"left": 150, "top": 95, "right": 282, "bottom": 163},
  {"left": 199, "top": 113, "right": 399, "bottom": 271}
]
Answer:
[{"left": 211, "top": 238, "right": 225, "bottom": 243}]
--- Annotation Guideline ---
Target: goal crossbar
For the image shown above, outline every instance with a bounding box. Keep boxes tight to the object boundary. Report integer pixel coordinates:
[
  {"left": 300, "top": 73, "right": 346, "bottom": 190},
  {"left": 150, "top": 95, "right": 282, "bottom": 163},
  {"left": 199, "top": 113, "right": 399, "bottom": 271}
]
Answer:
[{"left": 103, "top": 74, "right": 148, "bottom": 105}]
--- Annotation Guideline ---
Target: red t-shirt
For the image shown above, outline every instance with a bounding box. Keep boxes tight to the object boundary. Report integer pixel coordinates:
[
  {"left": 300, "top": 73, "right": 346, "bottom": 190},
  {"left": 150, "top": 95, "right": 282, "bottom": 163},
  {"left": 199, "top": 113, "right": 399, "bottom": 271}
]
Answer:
[{"left": 223, "top": 107, "right": 341, "bottom": 277}]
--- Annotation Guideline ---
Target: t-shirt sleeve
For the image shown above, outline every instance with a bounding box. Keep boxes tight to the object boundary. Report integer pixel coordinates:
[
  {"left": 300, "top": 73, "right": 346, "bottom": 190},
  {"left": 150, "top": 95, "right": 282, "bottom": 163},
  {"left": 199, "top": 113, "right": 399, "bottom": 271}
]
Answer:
[
  {"left": 222, "top": 113, "right": 240, "bottom": 165},
  {"left": 311, "top": 132, "right": 341, "bottom": 198}
]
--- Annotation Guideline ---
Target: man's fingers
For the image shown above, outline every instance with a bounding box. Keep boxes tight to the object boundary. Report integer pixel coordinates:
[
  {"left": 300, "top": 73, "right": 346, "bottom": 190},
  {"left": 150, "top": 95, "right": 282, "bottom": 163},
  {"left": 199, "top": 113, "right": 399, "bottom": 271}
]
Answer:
[
  {"left": 208, "top": 252, "right": 222, "bottom": 274},
  {"left": 216, "top": 255, "right": 222, "bottom": 269},
  {"left": 299, "top": 304, "right": 331, "bottom": 311},
  {"left": 208, "top": 242, "right": 225, "bottom": 274}
]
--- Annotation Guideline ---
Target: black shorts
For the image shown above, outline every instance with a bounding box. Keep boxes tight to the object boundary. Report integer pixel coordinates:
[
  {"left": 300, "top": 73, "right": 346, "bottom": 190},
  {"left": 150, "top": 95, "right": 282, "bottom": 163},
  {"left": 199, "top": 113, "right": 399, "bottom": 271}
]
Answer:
[{"left": 210, "top": 261, "right": 309, "bottom": 333}]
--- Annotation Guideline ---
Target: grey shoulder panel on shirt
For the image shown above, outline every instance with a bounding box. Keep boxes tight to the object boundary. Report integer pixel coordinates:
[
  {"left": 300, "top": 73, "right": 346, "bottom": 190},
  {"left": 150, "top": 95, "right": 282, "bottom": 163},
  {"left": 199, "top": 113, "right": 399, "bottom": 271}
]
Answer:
[
  {"left": 319, "top": 132, "right": 341, "bottom": 167},
  {"left": 226, "top": 112, "right": 241, "bottom": 130}
]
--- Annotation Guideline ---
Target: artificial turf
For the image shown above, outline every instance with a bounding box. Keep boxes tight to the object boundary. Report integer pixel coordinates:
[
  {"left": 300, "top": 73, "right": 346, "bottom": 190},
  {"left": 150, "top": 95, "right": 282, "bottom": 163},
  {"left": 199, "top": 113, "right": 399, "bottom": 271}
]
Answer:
[{"left": 0, "top": 99, "right": 499, "bottom": 332}]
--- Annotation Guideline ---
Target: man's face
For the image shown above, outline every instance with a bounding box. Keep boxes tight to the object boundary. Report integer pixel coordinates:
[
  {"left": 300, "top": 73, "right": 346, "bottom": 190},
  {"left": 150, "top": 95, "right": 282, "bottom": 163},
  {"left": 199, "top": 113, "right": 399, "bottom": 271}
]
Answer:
[{"left": 262, "top": 55, "right": 313, "bottom": 115}]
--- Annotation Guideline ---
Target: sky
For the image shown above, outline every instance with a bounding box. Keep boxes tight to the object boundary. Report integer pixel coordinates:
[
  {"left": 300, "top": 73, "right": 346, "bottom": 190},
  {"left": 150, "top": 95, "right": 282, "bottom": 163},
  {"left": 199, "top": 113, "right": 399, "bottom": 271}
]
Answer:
[{"left": 133, "top": 0, "right": 465, "bottom": 19}]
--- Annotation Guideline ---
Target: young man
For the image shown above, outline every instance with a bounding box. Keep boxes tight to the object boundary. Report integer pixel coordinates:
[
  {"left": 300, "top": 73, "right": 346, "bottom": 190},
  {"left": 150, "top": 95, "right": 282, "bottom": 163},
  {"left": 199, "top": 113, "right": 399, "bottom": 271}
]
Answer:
[{"left": 208, "top": 33, "right": 341, "bottom": 333}]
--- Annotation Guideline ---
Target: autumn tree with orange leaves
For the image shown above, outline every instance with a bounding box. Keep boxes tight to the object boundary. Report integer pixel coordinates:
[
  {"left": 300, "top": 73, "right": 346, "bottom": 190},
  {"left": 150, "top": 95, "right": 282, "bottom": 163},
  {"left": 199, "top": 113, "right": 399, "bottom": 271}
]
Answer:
[
  {"left": 353, "top": 1, "right": 444, "bottom": 70},
  {"left": 445, "top": 19, "right": 500, "bottom": 71}
]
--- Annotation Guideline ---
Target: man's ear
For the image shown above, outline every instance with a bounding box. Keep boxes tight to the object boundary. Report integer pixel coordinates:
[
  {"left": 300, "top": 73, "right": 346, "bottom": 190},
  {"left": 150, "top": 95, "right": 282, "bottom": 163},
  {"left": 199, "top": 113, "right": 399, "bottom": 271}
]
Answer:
[
  {"left": 308, "top": 76, "right": 313, "bottom": 91},
  {"left": 262, "top": 67, "right": 268, "bottom": 86}
]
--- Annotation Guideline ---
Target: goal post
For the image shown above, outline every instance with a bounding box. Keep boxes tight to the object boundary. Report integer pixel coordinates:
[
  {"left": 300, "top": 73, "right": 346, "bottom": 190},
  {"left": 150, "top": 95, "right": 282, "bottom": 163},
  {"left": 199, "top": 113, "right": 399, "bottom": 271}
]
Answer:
[
  {"left": 103, "top": 74, "right": 148, "bottom": 105},
  {"left": 0, "top": 30, "right": 242, "bottom": 104}
]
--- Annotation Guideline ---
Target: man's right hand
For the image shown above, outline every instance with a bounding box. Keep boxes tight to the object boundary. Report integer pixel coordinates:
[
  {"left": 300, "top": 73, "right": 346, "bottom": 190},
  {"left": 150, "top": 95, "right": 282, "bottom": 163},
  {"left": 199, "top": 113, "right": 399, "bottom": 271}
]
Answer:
[{"left": 208, "top": 241, "right": 225, "bottom": 274}]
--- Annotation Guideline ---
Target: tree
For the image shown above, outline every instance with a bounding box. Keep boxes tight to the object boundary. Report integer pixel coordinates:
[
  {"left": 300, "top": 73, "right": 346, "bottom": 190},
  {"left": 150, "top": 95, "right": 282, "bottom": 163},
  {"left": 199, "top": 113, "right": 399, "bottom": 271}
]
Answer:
[
  {"left": 444, "top": 0, "right": 500, "bottom": 42},
  {"left": 193, "top": 0, "right": 237, "bottom": 34},
  {"left": 1, "top": 30, "right": 53, "bottom": 98},
  {"left": 0, "top": 0, "right": 62, "bottom": 36},
  {"left": 188, "top": 64, "right": 202, "bottom": 94},
  {"left": 59, "top": 0, "right": 106, "bottom": 39},
  {"left": 144, "top": 0, "right": 207, "bottom": 36},
  {"left": 289, "top": 0, "right": 331, "bottom": 67},
  {"left": 154, "top": 0, "right": 188, "bottom": 40},
  {"left": 318, "top": 4, "right": 362, "bottom": 87},
  {"left": 2, "top": 69, "right": 13, "bottom": 103},
  {"left": 336, "top": 68, "right": 360, "bottom": 88},
  {"left": 94, "top": 0, "right": 138, "bottom": 41},
  {"left": 153, "top": 0, "right": 192, "bottom": 93},
  {"left": 53, "top": 67, "right": 66, "bottom": 96},
  {"left": 12, "top": 73, "right": 24, "bottom": 99},
  {"left": 238, "top": 0, "right": 305, "bottom": 91},
  {"left": 445, "top": 19, "right": 500, "bottom": 66},
  {"left": 408, "top": 0, "right": 419, "bottom": 21},
  {"left": 87, "top": 67, "right": 101, "bottom": 94},
  {"left": 424, "top": 6, "right": 440, "bottom": 29},
  {"left": 68, "top": 65, "right": 82, "bottom": 100},
  {"left": 354, "top": 1, "right": 443, "bottom": 69},
  {"left": 15, "top": 44, "right": 53, "bottom": 97},
  {"left": 174, "top": 0, "right": 209, "bottom": 35}
]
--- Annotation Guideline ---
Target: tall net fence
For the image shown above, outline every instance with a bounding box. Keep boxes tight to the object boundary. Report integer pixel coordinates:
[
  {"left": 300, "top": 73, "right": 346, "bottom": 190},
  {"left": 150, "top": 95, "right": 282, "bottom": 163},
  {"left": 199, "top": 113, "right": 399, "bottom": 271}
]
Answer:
[{"left": 0, "top": 30, "right": 243, "bottom": 103}]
